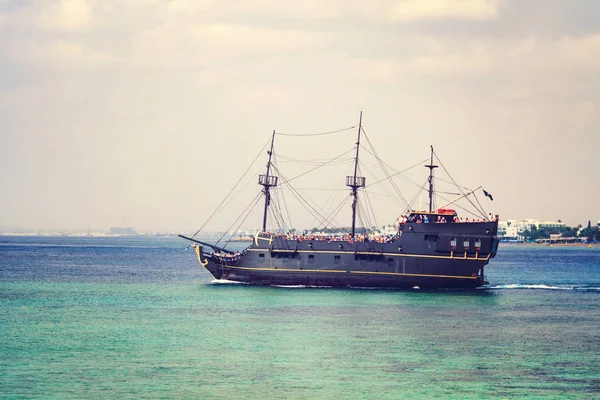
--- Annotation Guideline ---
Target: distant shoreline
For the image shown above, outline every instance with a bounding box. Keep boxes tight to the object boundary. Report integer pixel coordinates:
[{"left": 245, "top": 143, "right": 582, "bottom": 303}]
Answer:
[
  {"left": 501, "top": 242, "right": 596, "bottom": 248},
  {"left": 1, "top": 233, "right": 597, "bottom": 248}
]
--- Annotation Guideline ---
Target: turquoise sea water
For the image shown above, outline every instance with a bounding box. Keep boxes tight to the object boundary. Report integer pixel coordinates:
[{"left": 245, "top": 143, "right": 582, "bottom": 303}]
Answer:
[{"left": 1, "top": 237, "right": 599, "bottom": 399}]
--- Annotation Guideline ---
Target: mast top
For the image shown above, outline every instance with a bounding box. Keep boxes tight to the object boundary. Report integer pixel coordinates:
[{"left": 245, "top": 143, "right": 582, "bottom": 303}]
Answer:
[
  {"left": 424, "top": 145, "right": 439, "bottom": 170},
  {"left": 347, "top": 112, "right": 365, "bottom": 238},
  {"left": 259, "top": 130, "right": 278, "bottom": 231},
  {"left": 425, "top": 145, "right": 438, "bottom": 213}
]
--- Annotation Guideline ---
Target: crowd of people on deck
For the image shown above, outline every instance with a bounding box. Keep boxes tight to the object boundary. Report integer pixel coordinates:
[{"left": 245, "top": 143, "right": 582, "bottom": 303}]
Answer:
[
  {"left": 206, "top": 211, "right": 500, "bottom": 260},
  {"left": 212, "top": 250, "right": 242, "bottom": 261},
  {"left": 248, "top": 212, "right": 500, "bottom": 246},
  {"left": 268, "top": 232, "right": 400, "bottom": 244},
  {"left": 397, "top": 212, "right": 499, "bottom": 226}
]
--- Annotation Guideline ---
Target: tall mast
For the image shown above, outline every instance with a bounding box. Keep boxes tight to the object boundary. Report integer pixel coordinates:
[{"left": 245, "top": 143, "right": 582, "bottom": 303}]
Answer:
[
  {"left": 346, "top": 112, "right": 366, "bottom": 238},
  {"left": 425, "top": 145, "right": 438, "bottom": 213},
  {"left": 259, "top": 130, "right": 278, "bottom": 231}
]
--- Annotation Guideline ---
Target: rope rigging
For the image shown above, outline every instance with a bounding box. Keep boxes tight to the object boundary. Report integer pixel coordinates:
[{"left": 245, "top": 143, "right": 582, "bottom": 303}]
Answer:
[
  {"left": 472, "top": 192, "right": 488, "bottom": 220},
  {"left": 357, "top": 199, "right": 370, "bottom": 232},
  {"left": 222, "top": 193, "right": 265, "bottom": 249},
  {"left": 270, "top": 164, "right": 346, "bottom": 231},
  {"left": 406, "top": 178, "right": 429, "bottom": 213},
  {"left": 362, "top": 153, "right": 429, "bottom": 191},
  {"left": 315, "top": 195, "right": 351, "bottom": 231},
  {"left": 189, "top": 137, "right": 270, "bottom": 241},
  {"left": 215, "top": 190, "right": 264, "bottom": 247},
  {"left": 359, "top": 161, "right": 407, "bottom": 210},
  {"left": 353, "top": 163, "right": 377, "bottom": 231},
  {"left": 360, "top": 127, "right": 411, "bottom": 210},
  {"left": 309, "top": 169, "right": 349, "bottom": 229},
  {"left": 435, "top": 176, "right": 472, "bottom": 191},
  {"left": 275, "top": 125, "right": 357, "bottom": 136},
  {"left": 275, "top": 153, "right": 354, "bottom": 166},
  {"left": 277, "top": 147, "right": 356, "bottom": 186},
  {"left": 362, "top": 188, "right": 379, "bottom": 231},
  {"left": 188, "top": 118, "right": 493, "bottom": 240},
  {"left": 271, "top": 153, "right": 294, "bottom": 230},
  {"left": 433, "top": 190, "right": 487, "bottom": 220},
  {"left": 434, "top": 151, "right": 487, "bottom": 219},
  {"left": 268, "top": 204, "right": 287, "bottom": 233}
]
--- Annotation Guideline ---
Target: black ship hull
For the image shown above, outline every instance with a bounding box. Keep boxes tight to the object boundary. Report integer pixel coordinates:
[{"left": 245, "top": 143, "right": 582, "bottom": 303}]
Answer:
[
  {"left": 192, "top": 221, "right": 499, "bottom": 289},
  {"left": 201, "top": 262, "right": 486, "bottom": 289}
]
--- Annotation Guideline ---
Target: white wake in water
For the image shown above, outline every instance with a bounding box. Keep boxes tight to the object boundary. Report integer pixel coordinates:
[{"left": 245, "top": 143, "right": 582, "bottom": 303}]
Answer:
[
  {"left": 210, "top": 279, "right": 246, "bottom": 284},
  {"left": 208, "top": 279, "right": 341, "bottom": 288},
  {"left": 484, "top": 283, "right": 600, "bottom": 291},
  {"left": 272, "top": 285, "right": 321, "bottom": 288},
  {"left": 209, "top": 280, "right": 600, "bottom": 291}
]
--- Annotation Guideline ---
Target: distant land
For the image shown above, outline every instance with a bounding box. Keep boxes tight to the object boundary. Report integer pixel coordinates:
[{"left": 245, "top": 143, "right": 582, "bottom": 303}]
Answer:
[
  {"left": 1, "top": 217, "right": 598, "bottom": 242},
  {"left": 0, "top": 226, "right": 187, "bottom": 237},
  {"left": 0, "top": 226, "right": 227, "bottom": 238}
]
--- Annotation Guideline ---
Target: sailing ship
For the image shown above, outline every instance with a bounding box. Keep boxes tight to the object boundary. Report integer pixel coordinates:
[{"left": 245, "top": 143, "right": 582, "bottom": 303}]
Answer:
[{"left": 180, "top": 113, "right": 499, "bottom": 288}]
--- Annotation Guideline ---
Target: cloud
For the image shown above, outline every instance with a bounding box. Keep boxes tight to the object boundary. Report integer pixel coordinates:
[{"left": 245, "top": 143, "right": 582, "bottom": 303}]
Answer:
[
  {"left": 1, "top": 0, "right": 600, "bottom": 230},
  {"left": 389, "top": 0, "right": 499, "bottom": 21},
  {"left": 556, "top": 33, "right": 600, "bottom": 72},
  {"left": 228, "top": 0, "right": 345, "bottom": 19},
  {"left": 39, "top": 0, "right": 93, "bottom": 31},
  {"left": 166, "top": 0, "right": 213, "bottom": 13},
  {"left": 3, "top": 38, "right": 120, "bottom": 71},
  {"left": 2, "top": 1, "right": 598, "bottom": 90},
  {"left": 128, "top": 23, "right": 322, "bottom": 71}
]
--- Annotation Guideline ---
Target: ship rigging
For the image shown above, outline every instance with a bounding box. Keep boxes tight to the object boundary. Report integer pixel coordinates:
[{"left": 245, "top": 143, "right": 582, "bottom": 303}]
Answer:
[{"left": 180, "top": 113, "right": 499, "bottom": 288}]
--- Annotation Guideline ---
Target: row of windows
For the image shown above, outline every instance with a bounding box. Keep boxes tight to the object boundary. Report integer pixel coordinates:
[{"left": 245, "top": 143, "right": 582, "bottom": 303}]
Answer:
[
  {"left": 450, "top": 238, "right": 482, "bottom": 250},
  {"left": 257, "top": 254, "right": 398, "bottom": 267},
  {"left": 258, "top": 240, "right": 484, "bottom": 264},
  {"left": 258, "top": 242, "right": 483, "bottom": 264},
  {"left": 258, "top": 253, "right": 342, "bottom": 264}
]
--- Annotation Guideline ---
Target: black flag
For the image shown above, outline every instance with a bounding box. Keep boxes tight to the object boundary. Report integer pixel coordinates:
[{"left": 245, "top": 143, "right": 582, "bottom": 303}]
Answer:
[{"left": 483, "top": 189, "right": 494, "bottom": 201}]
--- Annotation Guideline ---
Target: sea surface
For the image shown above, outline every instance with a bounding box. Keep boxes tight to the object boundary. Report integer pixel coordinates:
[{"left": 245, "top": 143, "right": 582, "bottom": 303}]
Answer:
[{"left": 1, "top": 236, "right": 599, "bottom": 399}]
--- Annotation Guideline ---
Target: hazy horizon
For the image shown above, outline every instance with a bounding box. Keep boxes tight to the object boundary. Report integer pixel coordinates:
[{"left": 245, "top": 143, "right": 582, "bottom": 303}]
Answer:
[{"left": 1, "top": 0, "right": 599, "bottom": 233}]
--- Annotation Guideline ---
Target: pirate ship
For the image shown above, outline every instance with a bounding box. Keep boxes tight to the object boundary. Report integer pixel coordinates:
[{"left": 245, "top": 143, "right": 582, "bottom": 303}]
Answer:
[{"left": 180, "top": 113, "right": 499, "bottom": 288}]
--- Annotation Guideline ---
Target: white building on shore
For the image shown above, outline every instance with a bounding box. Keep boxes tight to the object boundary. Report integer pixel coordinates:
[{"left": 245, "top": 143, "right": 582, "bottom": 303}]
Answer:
[{"left": 497, "top": 219, "right": 567, "bottom": 241}]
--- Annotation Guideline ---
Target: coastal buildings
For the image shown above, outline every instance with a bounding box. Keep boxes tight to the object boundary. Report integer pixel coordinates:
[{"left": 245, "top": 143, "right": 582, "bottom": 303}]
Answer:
[
  {"left": 498, "top": 219, "right": 566, "bottom": 241},
  {"left": 109, "top": 227, "right": 136, "bottom": 235}
]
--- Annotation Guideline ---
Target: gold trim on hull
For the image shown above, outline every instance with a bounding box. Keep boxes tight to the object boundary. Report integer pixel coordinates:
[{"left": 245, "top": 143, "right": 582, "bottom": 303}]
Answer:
[
  {"left": 193, "top": 245, "right": 208, "bottom": 266},
  {"left": 246, "top": 247, "right": 491, "bottom": 261}
]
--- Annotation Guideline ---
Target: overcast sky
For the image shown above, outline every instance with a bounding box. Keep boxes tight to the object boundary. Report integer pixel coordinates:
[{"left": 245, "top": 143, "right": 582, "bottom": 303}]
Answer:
[{"left": 1, "top": 0, "right": 599, "bottom": 233}]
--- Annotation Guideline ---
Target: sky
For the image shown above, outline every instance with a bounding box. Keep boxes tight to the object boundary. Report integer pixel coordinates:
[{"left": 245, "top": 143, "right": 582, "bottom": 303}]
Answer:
[{"left": 1, "top": 0, "right": 599, "bottom": 233}]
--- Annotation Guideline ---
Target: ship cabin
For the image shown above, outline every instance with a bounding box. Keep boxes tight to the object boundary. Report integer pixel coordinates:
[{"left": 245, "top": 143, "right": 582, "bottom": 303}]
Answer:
[
  {"left": 400, "top": 208, "right": 498, "bottom": 257},
  {"left": 404, "top": 208, "right": 458, "bottom": 225}
]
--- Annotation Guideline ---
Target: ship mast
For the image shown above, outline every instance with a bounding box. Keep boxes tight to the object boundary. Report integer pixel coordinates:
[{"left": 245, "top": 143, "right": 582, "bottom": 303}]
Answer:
[
  {"left": 347, "top": 112, "right": 366, "bottom": 238},
  {"left": 259, "top": 130, "right": 278, "bottom": 231},
  {"left": 425, "top": 145, "right": 438, "bottom": 213}
]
